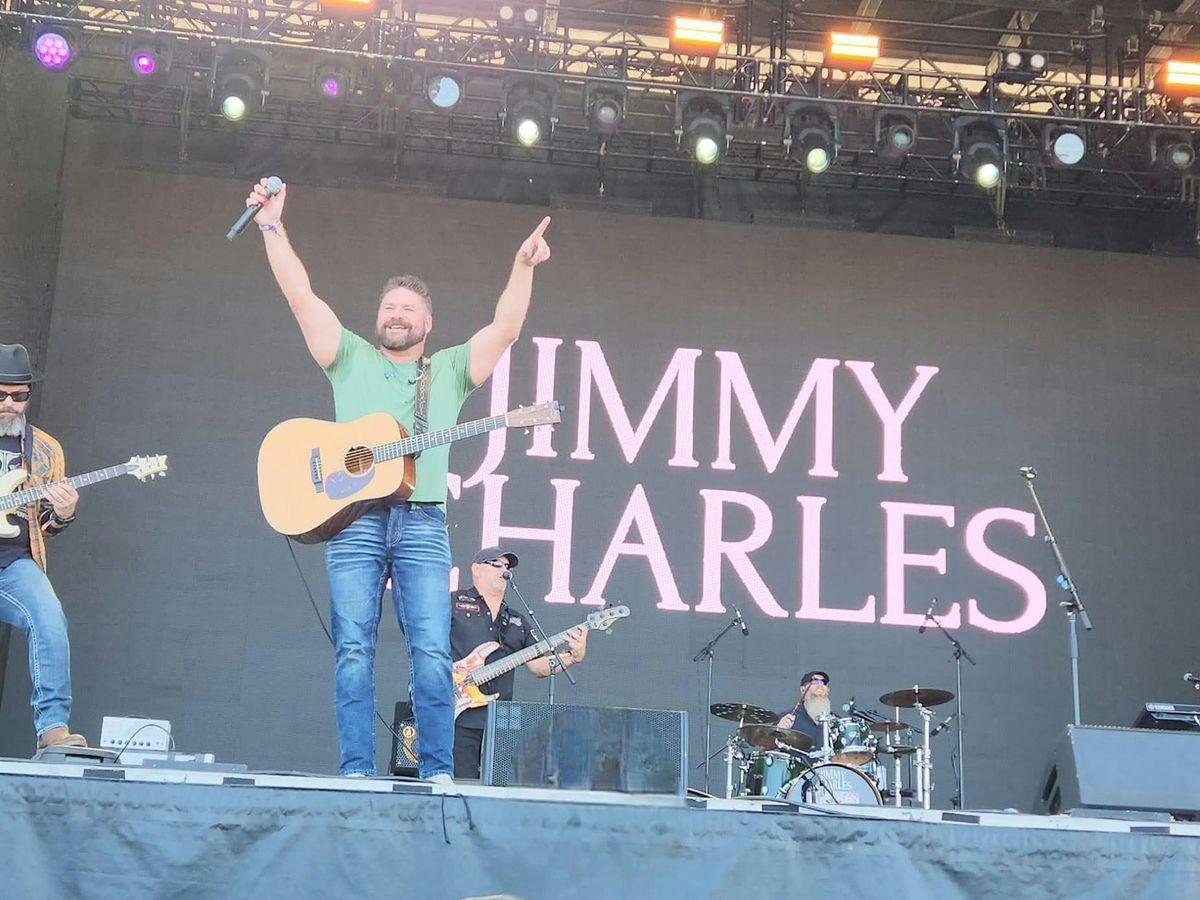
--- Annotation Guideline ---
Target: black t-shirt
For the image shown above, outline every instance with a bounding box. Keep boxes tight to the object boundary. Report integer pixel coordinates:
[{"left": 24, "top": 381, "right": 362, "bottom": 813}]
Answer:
[
  {"left": 0, "top": 434, "right": 31, "bottom": 570},
  {"left": 450, "top": 587, "right": 539, "bottom": 730},
  {"left": 779, "top": 701, "right": 825, "bottom": 749}
]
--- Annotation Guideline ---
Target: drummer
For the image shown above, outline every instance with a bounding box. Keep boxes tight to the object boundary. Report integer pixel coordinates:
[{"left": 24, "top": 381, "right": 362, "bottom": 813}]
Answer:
[{"left": 776, "top": 670, "right": 831, "bottom": 749}]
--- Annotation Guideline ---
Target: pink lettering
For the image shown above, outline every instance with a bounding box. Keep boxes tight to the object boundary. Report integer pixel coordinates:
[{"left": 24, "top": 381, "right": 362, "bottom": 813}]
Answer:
[
  {"left": 527, "top": 336, "right": 562, "bottom": 459},
  {"left": 698, "top": 489, "right": 788, "bottom": 618},
  {"left": 965, "top": 507, "right": 1047, "bottom": 635},
  {"left": 844, "top": 361, "right": 938, "bottom": 484},
  {"left": 878, "top": 501, "right": 961, "bottom": 628},
  {"left": 794, "top": 496, "right": 877, "bottom": 622},
  {"left": 479, "top": 474, "right": 581, "bottom": 604}
]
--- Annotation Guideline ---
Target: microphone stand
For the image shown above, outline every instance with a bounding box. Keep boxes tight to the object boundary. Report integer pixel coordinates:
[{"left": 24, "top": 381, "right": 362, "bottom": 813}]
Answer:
[
  {"left": 921, "top": 606, "right": 976, "bottom": 809},
  {"left": 1022, "top": 467, "right": 1093, "bottom": 727},
  {"left": 692, "top": 611, "right": 746, "bottom": 794},
  {"left": 506, "top": 576, "right": 574, "bottom": 704}
]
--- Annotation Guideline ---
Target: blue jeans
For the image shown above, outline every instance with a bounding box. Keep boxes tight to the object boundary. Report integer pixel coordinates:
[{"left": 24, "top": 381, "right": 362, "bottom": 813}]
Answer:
[
  {"left": 0, "top": 558, "right": 72, "bottom": 738},
  {"left": 325, "top": 503, "right": 453, "bottom": 778}
]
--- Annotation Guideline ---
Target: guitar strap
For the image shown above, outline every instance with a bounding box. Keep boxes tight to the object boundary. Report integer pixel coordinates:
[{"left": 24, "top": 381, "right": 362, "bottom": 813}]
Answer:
[{"left": 410, "top": 355, "right": 432, "bottom": 460}]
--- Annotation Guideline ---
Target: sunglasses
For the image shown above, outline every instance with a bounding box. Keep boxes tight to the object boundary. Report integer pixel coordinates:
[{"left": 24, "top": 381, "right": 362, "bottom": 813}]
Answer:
[
  {"left": 0, "top": 390, "right": 30, "bottom": 402},
  {"left": 806, "top": 677, "right": 827, "bottom": 685},
  {"left": 482, "top": 559, "right": 510, "bottom": 569}
]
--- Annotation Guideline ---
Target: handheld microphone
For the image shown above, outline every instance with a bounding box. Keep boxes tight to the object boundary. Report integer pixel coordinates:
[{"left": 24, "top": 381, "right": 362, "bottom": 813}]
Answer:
[
  {"left": 731, "top": 603, "right": 749, "bottom": 636},
  {"left": 931, "top": 713, "right": 956, "bottom": 737},
  {"left": 918, "top": 597, "right": 938, "bottom": 633},
  {"left": 1019, "top": 465, "right": 1038, "bottom": 480},
  {"left": 227, "top": 176, "right": 283, "bottom": 241}
]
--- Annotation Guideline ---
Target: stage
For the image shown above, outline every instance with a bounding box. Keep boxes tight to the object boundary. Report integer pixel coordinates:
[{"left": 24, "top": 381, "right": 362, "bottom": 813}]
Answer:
[{"left": 1, "top": 756, "right": 1197, "bottom": 899}]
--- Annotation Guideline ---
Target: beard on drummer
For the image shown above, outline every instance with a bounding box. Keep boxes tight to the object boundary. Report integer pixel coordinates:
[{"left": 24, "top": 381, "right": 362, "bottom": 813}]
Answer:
[{"left": 777, "top": 670, "right": 831, "bottom": 734}]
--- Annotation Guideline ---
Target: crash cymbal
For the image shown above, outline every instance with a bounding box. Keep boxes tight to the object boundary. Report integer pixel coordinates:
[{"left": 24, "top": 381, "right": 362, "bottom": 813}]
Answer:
[
  {"left": 869, "top": 720, "right": 913, "bottom": 734},
  {"left": 738, "top": 724, "right": 815, "bottom": 754},
  {"left": 879, "top": 687, "right": 954, "bottom": 709},
  {"left": 709, "top": 702, "right": 778, "bottom": 724}
]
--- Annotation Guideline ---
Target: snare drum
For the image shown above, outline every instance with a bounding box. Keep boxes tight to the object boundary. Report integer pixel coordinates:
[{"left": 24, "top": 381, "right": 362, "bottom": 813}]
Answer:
[
  {"left": 831, "top": 717, "right": 876, "bottom": 766},
  {"left": 745, "top": 751, "right": 807, "bottom": 798},
  {"left": 783, "top": 762, "right": 884, "bottom": 806}
]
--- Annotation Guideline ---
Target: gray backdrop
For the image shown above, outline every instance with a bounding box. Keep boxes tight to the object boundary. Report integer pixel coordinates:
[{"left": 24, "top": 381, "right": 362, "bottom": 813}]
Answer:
[{"left": 3, "top": 111, "right": 1200, "bottom": 815}]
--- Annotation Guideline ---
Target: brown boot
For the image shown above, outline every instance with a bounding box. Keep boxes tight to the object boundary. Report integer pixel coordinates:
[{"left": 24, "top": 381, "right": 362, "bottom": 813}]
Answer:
[{"left": 36, "top": 726, "right": 88, "bottom": 751}]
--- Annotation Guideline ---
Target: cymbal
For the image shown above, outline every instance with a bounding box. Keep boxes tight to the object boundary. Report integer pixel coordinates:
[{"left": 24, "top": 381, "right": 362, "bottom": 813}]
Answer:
[
  {"left": 869, "top": 720, "right": 913, "bottom": 734},
  {"left": 709, "top": 702, "right": 778, "bottom": 724},
  {"left": 877, "top": 744, "right": 918, "bottom": 756},
  {"left": 738, "top": 724, "right": 815, "bottom": 754},
  {"left": 879, "top": 687, "right": 955, "bottom": 709}
]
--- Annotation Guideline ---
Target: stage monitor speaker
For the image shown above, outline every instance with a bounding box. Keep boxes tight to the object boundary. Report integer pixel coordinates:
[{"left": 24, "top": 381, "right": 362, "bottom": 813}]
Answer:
[
  {"left": 1036, "top": 724, "right": 1200, "bottom": 819},
  {"left": 389, "top": 700, "right": 419, "bottom": 776},
  {"left": 482, "top": 701, "right": 687, "bottom": 796}
]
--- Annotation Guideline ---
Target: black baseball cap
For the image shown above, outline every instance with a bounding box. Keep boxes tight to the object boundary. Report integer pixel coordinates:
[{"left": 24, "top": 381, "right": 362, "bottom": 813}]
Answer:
[
  {"left": 801, "top": 670, "right": 830, "bottom": 687},
  {"left": 471, "top": 546, "right": 520, "bottom": 569}
]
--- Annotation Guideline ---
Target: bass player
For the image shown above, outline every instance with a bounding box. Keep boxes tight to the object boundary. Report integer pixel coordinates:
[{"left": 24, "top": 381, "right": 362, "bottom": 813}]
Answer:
[{"left": 450, "top": 546, "right": 587, "bottom": 779}]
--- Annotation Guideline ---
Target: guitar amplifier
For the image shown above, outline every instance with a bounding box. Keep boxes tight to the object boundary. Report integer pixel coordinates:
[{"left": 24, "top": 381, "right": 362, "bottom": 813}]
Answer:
[
  {"left": 1132, "top": 701, "right": 1200, "bottom": 731},
  {"left": 388, "top": 701, "right": 419, "bottom": 776},
  {"left": 482, "top": 701, "right": 687, "bottom": 796}
]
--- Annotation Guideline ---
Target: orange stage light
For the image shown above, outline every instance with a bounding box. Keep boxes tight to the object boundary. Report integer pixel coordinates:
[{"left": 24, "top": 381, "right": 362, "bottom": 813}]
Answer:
[
  {"left": 826, "top": 31, "right": 879, "bottom": 69},
  {"left": 671, "top": 17, "right": 724, "bottom": 57}
]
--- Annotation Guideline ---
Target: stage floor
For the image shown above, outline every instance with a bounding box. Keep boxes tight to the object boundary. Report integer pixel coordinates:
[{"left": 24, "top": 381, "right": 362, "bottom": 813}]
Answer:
[{"left": 1, "top": 755, "right": 1197, "bottom": 899}]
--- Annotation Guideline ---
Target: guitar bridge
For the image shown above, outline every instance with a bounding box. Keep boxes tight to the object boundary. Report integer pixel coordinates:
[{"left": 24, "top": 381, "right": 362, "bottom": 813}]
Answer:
[{"left": 309, "top": 448, "right": 324, "bottom": 494}]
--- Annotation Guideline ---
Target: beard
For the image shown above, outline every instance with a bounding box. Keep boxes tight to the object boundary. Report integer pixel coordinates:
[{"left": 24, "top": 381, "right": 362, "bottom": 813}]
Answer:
[
  {"left": 377, "top": 319, "right": 428, "bottom": 352},
  {"left": 0, "top": 411, "right": 25, "bottom": 437},
  {"left": 803, "top": 694, "right": 832, "bottom": 723}
]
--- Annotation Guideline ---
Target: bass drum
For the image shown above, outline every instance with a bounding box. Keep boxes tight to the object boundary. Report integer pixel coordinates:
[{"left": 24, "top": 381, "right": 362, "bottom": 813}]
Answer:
[{"left": 783, "top": 762, "right": 883, "bottom": 806}]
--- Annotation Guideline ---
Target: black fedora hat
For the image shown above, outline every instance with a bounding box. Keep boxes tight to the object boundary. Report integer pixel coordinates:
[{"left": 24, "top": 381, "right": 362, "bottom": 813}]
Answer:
[{"left": 0, "top": 344, "right": 42, "bottom": 385}]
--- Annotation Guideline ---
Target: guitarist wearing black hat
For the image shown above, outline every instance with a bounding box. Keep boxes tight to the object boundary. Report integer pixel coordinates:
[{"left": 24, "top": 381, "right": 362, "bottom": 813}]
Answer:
[{"left": 0, "top": 343, "right": 86, "bottom": 753}]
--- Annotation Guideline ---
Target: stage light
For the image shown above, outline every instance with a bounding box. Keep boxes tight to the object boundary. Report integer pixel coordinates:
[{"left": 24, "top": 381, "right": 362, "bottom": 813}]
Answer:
[
  {"left": 987, "top": 47, "right": 1048, "bottom": 83},
  {"left": 127, "top": 37, "right": 173, "bottom": 78},
  {"left": 503, "top": 80, "right": 556, "bottom": 147},
  {"left": 785, "top": 105, "right": 837, "bottom": 174},
  {"left": 1151, "top": 130, "right": 1196, "bottom": 172},
  {"left": 425, "top": 73, "right": 463, "bottom": 110},
  {"left": 955, "top": 118, "right": 1006, "bottom": 189},
  {"left": 31, "top": 27, "right": 76, "bottom": 72},
  {"left": 318, "top": 0, "right": 378, "bottom": 14},
  {"left": 1046, "top": 126, "right": 1086, "bottom": 166},
  {"left": 1158, "top": 58, "right": 1200, "bottom": 98},
  {"left": 876, "top": 111, "right": 917, "bottom": 163},
  {"left": 313, "top": 60, "right": 355, "bottom": 102},
  {"left": 826, "top": 31, "right": 879, "bottom": 70},
  {"left": 497, "top": 2, "right": 543, "bottom": 33},
  {"left": 676, "top": 94, "right": 730, "bottom": 165},
  {"left": 671, "top": 17, "right": 724, "bottom": 57},
  {"left": 214, "top": 48, "right": 269, "bottom": 123},
  {"left": 583, "top": 82, "right": 625, "bottom": 136}
]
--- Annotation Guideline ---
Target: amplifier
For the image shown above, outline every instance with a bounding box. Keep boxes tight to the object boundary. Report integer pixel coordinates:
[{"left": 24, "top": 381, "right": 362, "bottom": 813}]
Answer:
[
  {"left": 388, "top": 701, "right": 419, "bottom": 776},
  {"left": 1037, "top": 724, "right": 1200, "bottom": 818},
  {"left": 482, "top": 701, "right": 687, "bottom": 796}
]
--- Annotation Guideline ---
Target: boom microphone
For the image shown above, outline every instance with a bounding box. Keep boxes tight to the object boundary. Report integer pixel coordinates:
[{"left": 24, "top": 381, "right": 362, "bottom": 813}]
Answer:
[
  {"left": 918, "top": 597, "right": 938, "bottom": 634},
  {"left": 1185, "top": 673, "right": 1200, "bottom": 689},
  {"left": 1019, "top": 465, "right": 1038, "bottom": 480},
  {"left": 501, "top": 570, "right": 513, "bottom": 581},
  {"left": 731, "top": 603, "right": 749, "bottom": 636},
  {"left": 227, "top": 176, "right": 283, "bottom": 240},
  {"left": 931, "top": 713, "right": 956, "bottom": 737}
]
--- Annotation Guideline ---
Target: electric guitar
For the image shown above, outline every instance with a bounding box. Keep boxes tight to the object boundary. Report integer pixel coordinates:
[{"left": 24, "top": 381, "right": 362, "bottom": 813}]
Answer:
[
  {"left": 453, "top": 605, "right": 631, "bottom": 719},
  {"left": 0, "top": 454, "right": 169, "bottom": 539},
  {"left": 256, "top": 402, "right": 561, "bottom": 543}
]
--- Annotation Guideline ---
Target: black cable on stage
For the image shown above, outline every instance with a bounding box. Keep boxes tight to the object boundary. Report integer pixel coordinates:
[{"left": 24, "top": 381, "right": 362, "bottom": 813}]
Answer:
[
  {"left": 111, "top": 723, "right": 176, "bottom": 764},
  {"left": 283, "top": 536, "right": 411, "bottom": 757}
]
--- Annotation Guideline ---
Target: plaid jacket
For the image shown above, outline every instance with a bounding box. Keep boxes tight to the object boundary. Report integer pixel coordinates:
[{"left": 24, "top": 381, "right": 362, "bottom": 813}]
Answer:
[{"left": 19, "top": 425, "right": 73, "bottom": 572}]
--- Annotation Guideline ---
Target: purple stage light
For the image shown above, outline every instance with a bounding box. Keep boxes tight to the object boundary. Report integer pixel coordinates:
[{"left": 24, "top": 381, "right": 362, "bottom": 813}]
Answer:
[
  {"left": 321, "top": 76, "right": 341, "bottom": 98},
  {"left": 132, "top": 51, "right": 157, "bottom": 76},
  {"left": 33, "top": 31, "right": 73, "bottom": 71}
]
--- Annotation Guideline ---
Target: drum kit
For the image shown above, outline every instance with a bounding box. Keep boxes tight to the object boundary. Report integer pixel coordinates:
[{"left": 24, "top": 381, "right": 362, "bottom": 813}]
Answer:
[{"left": 710, "top": 685, "right": 955, "bottom": 808}]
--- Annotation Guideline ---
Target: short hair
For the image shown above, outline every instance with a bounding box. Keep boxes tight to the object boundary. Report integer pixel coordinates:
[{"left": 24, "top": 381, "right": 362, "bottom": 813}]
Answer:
[{"left": 379, "top": 275, "right": 432, "bottom": 315}]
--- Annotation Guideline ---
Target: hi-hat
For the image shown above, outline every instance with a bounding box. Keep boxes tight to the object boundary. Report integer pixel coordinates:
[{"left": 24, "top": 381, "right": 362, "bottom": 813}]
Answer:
[
  {"left": 738, "top": 724, "right": 814, "bottom": 754},
  {"left": 869, "top": 720, "right": 913, "bottom": 734},
  {"left": 879, "top": 687, "right": 954, "bottom": 708},
  {"left": 709, "top": 702, "right": 778, "bottom": 724}
]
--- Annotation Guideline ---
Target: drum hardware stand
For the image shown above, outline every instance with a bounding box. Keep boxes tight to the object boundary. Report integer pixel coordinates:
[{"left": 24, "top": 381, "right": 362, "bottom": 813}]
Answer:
[
  {"left": 507, "top": 575, "right": 574, "bottom": 704},
  {"left": 921, "top": 601, "right": 976, "bottom": 810},
  {"left": 692, "top": 611, "right": 749, "bottom": 794},
  {"left": 915, "top": 698, "right": 934, "bottom": 810},
  {"left": 1022, "top": 466, "right": 1093, "bottom": 726}
]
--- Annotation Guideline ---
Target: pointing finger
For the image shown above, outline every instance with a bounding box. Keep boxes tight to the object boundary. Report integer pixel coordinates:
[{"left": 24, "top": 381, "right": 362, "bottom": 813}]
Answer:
[{"left": 531, "top": 215, "right": 551, "bottom": 239}]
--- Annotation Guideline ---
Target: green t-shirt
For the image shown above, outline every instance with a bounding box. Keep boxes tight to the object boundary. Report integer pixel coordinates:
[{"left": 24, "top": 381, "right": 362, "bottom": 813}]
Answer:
[{"left": 323, "top": 328, "right": 477, "bottom": 505}]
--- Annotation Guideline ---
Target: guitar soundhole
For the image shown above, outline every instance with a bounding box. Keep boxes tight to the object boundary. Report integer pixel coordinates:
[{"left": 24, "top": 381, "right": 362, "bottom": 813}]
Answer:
[{"left": 344, "top": 446, "right": 376, "bottom": 475}]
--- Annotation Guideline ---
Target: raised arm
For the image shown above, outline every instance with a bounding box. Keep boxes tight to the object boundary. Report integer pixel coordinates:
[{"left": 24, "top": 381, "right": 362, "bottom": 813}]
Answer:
[
  {"left": 469, "top": 215, "right": 552, "bottom": 386},
  {"left": 246, "top": 179, "right": 343, "bottom": 368}
]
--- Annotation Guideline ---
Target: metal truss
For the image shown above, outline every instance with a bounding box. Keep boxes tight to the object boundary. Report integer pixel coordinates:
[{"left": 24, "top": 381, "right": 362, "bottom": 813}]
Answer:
[{"left": 5, "top": 0, "right": 1200, "bottom": 214}]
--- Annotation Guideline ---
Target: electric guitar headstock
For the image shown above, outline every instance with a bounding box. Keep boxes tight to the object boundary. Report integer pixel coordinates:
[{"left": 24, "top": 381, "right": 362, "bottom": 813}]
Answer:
[
  {"left": 585, "top": 605, "right": 630, "bottom": 633},
  {"left": 124, "top": 454, "right": 169, "bottom": 482}
]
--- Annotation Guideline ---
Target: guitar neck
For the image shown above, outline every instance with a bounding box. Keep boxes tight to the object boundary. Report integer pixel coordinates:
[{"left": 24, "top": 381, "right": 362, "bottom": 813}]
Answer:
[
  {"left": 374, "top": 414, "right": 509, "bottom": 462},
  {"left": 469, "top": 623, "right": 585, "bottom": 684},
  {"left": 3, "top": 465, "right": 131, "bottom": 511}
]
